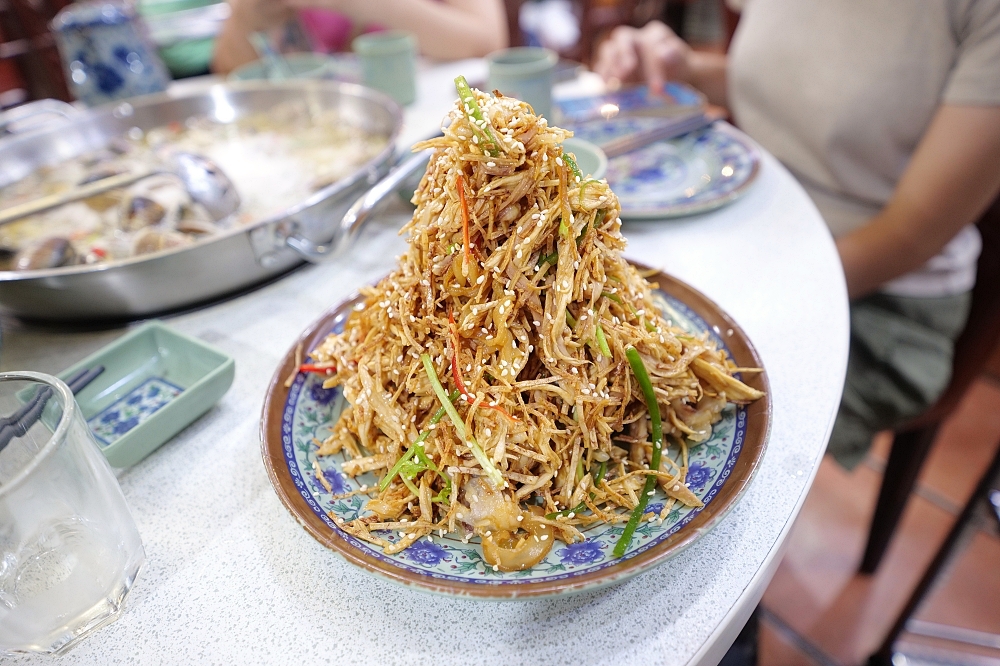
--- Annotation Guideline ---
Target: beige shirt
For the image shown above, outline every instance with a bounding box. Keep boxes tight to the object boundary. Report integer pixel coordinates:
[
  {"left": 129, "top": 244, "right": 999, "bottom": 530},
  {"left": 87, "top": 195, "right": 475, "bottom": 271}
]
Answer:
[{"left": 728, "top": 0, "right": 1000, "bottom": 297}]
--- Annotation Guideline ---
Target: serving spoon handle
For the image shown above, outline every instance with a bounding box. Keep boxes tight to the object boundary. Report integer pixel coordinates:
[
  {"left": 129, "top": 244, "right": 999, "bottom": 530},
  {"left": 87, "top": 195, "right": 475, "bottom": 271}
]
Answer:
[{"left": 0, "top": 170, "right": 156, "bottom": 226}]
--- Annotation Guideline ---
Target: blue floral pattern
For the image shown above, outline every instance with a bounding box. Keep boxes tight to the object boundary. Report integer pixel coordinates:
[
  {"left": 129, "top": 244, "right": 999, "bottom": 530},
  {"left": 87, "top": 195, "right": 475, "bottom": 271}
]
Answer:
[
  {"left": 308, "top": 381, "right": 338, "bottom": 406},
  {"left": 686, "top": 462, "right": 713, "bottom": 491},
  {"left": 404, "top": 540, "right": 451, "bottom": 566},
  {"left": 280, "top": 291, "right": 752, "bottom": 586},
  {"left": 559, "top": 540, "right": 605, "bottom": 565},
  {"left": 89, "top": 377, "right": 183, "bottom": 446}
]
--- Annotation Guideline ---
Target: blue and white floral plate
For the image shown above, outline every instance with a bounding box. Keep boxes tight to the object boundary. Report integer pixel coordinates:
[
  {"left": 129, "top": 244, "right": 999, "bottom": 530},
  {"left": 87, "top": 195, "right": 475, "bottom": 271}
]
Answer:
[
  {"left": 261, "top": 268, "right": 770, "bottom": 598},
  {"left": 570, "top": 119, "right": 761, "bottom": 220}
]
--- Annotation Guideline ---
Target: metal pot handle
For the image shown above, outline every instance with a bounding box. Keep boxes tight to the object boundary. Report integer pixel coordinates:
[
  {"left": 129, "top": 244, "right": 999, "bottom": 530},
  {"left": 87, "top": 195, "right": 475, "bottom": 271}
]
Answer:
[
  {"left": 285, "top": 149, "right": 432, "bottom": 263},
  {"left": 0, "top": 99, "right": 78, "bottom": 136}
]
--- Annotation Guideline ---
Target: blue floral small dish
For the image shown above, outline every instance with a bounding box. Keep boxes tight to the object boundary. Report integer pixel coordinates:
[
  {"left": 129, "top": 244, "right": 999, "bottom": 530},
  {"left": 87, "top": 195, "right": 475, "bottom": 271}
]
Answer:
[
  {"left": 261, "top": 267, "right": 770, "bottom": 599},
  {"left": 569, "top": 120, "right": 761, "bottom": 220},
  {"left": 51, "top": 0, "right": 172, "bottom": 107},
  {"left": 59, "top": 321, "right": 234, "bottom": 467}
]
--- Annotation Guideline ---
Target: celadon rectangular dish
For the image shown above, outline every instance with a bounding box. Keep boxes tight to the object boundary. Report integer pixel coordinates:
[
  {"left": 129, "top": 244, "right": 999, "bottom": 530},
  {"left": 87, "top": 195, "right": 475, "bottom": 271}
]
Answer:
[{"left": 58, "top": 321, "right": 234, "bottom": 467}]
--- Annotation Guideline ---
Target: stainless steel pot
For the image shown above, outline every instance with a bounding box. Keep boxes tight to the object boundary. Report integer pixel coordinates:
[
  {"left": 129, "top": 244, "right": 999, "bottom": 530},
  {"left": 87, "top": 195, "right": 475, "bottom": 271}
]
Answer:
[{"left": 0, "top": 80, "right": 402, "bottom": 321}]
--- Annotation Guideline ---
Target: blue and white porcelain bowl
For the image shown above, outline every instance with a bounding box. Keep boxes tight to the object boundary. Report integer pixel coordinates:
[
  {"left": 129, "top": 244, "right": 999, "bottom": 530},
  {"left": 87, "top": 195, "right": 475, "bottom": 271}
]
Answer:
[
  {"left": 261, "top": 267, "right": 771, "bottom": 598},
  {"left": 51, "top": 1, "right": 171, "bottom": 107}
]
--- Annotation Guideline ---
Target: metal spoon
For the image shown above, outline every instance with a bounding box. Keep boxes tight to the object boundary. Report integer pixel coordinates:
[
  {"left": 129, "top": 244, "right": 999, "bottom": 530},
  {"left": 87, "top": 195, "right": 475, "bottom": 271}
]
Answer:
[{"left": 0, "top": 151, "right": 241, "bottom": 226}]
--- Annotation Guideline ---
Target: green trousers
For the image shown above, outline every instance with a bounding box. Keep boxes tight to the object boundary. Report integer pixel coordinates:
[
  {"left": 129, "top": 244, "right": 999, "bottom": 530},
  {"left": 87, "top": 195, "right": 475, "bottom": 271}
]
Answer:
[{"left": 827, "top": 291, "right": 972, "bottom": 469}]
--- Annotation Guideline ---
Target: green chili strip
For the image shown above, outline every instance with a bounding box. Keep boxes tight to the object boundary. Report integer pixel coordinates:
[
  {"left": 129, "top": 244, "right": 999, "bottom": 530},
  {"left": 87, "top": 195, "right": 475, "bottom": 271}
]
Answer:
[
  {"left": 546, "top": 461, "right": 607, "bottom": 519},
  {"left": 565, "top": 309, "right": 577, "bottom": 328},
  {"left": 455, "top": 75, "right": 499, "bottom": 157},
  {"left": 595, "top": 323, "right": 611, "bottom": 358},
  {"left": 379, "top": 390, "right": 459, "bottom": 491},
  {"left": 614, "top": 347, "right": 664, "bottom": 557},
  {"left": 421, "top": 354, "right": 504, "bottom": 488}
]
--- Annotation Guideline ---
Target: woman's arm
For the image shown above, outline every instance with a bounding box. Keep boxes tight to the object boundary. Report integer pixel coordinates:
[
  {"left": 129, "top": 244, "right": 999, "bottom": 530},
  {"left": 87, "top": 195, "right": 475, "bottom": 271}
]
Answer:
[
  {"left": 838, "top": 105, "right": 1000, "bottom": 299},
  {"left": 593, "top": 21, "right": 728, "bottom": 107},
  {"left": 284, "top": 0, "right": 507, "bottom": 60}
]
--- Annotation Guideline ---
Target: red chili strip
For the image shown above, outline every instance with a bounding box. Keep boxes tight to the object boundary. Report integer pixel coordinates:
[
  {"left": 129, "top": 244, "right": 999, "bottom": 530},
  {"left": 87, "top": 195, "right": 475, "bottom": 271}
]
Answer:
[
  {"left": 299, "top": 364, "right": 335, "bottom": 375},
  {"left": 456, "top": 173, "right": 472, "bottom": 264}
]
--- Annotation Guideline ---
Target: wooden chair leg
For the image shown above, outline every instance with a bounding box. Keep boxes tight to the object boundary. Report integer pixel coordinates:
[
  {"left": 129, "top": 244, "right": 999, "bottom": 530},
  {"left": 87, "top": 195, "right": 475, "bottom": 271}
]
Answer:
[
  {"left": 859, "top": 425, "right": 939, "bottom": 574},
  {"left": 866, "top": 441, "right": 1000, "bottom": 665}
]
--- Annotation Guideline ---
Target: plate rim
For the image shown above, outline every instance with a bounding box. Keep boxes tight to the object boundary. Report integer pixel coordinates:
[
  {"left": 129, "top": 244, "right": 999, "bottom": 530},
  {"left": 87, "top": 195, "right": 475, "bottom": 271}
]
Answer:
[
  {"left": 616, "top": 122, "right": 762, "bottom": 220},
  {"left": 259, "top": 264, "right": 772, "bottom": 599}
]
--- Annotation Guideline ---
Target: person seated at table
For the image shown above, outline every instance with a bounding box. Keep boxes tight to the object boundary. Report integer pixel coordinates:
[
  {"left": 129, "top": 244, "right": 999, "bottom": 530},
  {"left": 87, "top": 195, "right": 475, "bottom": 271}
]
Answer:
[
  {"left": 593, "top": 2, "right": 1000, "bottom": 468},
  {"left": 212, "top": 0, "right": 507, "bottom": 75}
]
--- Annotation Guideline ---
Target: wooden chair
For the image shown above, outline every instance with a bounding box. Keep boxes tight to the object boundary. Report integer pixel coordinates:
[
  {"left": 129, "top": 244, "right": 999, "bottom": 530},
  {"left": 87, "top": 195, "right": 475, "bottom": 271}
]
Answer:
[{"left": 859, "top": 193, "right": 1000, "bottom": 574}]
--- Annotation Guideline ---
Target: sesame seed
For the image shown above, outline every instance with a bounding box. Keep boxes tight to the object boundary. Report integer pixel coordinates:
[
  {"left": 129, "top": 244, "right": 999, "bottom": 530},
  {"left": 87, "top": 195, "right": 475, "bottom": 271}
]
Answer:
[{"left": 541, "top": 534, "right": 549, "bottom": 541}]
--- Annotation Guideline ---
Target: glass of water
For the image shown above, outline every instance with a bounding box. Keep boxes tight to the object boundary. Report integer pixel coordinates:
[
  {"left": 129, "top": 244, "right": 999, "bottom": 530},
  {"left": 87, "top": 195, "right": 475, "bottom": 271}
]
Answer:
[{"left": 0, "top": 371, "right": 144, "bottom": 655}]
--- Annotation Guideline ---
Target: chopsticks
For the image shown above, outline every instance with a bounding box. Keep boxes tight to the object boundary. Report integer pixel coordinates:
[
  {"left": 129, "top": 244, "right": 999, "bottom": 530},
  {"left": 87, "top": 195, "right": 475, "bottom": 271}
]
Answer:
[
  {"left": 598, "top": 112, "right": 715, "bottom": 158},
  {"left": 0, "top": 366, "right": 104, "bottom": 453}
]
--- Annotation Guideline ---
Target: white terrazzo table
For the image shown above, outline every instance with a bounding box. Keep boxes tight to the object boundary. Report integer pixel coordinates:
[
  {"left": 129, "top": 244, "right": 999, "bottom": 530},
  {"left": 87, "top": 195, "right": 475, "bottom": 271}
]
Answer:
[{"left": 0, "top": 61, "right": 849, "bottom": 665}]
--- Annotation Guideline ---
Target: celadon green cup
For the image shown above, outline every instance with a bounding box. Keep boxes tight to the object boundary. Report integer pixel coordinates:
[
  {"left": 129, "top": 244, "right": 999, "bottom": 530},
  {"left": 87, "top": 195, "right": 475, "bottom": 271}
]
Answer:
[
  {"left": 352, "top": 30, "right": 417, "bottom": 106},
  {"left": 487, "top": 46, "right": 558, "bottom": 119}
]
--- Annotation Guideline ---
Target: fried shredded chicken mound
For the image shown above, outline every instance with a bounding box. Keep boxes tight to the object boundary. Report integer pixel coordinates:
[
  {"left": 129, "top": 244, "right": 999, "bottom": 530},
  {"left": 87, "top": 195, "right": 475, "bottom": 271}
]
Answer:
[{"left": 309, "top": 84, "right": 765, "bottom": 570}]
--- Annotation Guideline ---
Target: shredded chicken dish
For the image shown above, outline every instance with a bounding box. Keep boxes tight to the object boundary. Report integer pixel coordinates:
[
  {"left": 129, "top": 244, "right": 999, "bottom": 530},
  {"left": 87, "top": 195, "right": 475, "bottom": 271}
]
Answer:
[{"left": 304, "top": 78, "right": 765, "bottom": 571}]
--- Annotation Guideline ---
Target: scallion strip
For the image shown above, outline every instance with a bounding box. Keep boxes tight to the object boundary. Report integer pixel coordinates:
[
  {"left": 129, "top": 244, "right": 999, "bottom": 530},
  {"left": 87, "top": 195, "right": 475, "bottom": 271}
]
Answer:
[
  {"left": 602, "top": 290, "right": 657, "bottom": 332},
  {"left": 614, "top": 347, "right": 664, "bottom": 557},
  {"left": 595, "top": 323, "right": 611, "bottom": 358},
  {"left": 455, "top": 76, "right": 499, "bottom": 157},
  {"left": 563, "top": 153, "right": 582, "bottom": 180},
  {"left": 537, "top": 250, "right": 558, "bottom": 267},
  {"left": 379, "top": 390, "right": 458, "bottom": 492},
  {"left": 421, "top": 354, "right": 504, "bottom": 488}
]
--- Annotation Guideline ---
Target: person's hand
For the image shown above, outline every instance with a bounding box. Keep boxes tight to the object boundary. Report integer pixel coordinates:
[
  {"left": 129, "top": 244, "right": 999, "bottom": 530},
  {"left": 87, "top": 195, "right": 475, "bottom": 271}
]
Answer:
[
  {"left": 593, "top": 21, "right": 693, "bottom": 93},
  {"left": 230, "top": 0, "right": 295, "bottom": 33}
]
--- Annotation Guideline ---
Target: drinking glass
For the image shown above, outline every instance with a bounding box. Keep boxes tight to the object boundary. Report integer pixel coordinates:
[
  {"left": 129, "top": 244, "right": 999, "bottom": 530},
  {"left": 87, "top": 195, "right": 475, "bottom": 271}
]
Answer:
[{"left": 0, "top": 372, "right": 144, "bottom": 655}]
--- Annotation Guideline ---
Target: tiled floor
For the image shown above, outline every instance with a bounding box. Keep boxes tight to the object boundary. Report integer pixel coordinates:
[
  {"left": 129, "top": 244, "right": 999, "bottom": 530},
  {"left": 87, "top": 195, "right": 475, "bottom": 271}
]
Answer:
[{"left": 757, "top": 376, "right": 1000, "bottom": 665}]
